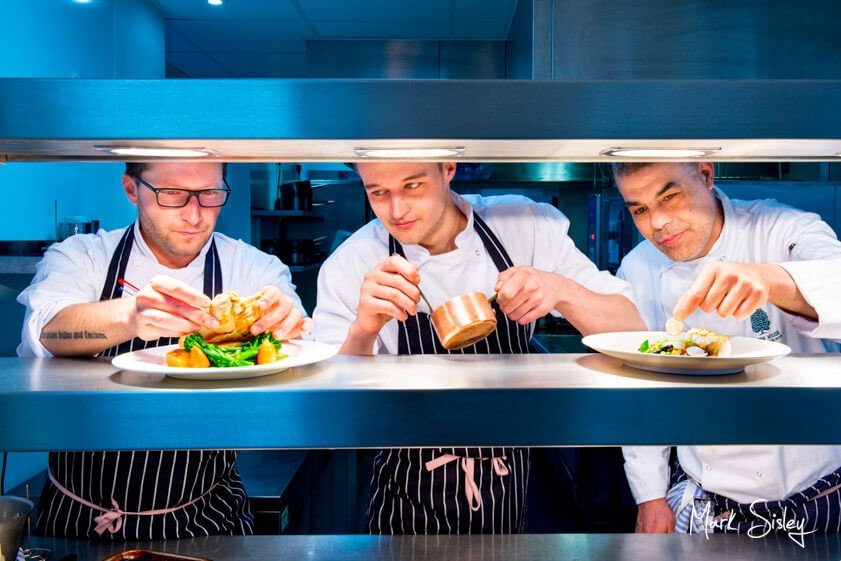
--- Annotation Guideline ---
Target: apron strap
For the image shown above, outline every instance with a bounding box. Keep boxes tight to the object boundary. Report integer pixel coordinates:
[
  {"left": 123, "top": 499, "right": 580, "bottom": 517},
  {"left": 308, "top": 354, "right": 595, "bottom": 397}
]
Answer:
[
  {"left": 425, "top": 453, "right": 510, "bottom": 512},
  {"left": 47, "top": 468, "right": 218, "bottom": 536},
  {"left": 99, "top": 225, "right": 135, "bottom": 302},
  {"left": 472, "top": 212, "right": 515, "bottom": 271},
  {"left": 98, "top": 225, "right": 223, "bottom": 357},
  {"left": 388, "top": 210, "right": 516, "bottom": 274}
]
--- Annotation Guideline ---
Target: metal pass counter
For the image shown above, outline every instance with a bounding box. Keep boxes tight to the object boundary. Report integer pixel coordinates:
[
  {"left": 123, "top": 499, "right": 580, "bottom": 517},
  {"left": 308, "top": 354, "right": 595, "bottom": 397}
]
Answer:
[
  {"left": 3, "top": 352, "right": 841, "bottom": 560},
  {"left": 1, "top": 353, "right": 840, "bottom": 450}
]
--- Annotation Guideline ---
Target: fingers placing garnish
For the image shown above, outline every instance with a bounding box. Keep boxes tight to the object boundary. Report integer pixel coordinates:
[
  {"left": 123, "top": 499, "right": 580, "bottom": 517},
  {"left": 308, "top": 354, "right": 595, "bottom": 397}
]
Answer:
[{"left": 665, "top": 317, "right": 684, "bottom": 336}]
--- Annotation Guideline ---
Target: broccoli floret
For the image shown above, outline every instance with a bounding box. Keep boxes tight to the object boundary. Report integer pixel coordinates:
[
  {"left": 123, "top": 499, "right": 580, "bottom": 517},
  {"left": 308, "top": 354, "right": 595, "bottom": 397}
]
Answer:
[{"left": 181, "top": 332, "right": 283, "bottom": 367}]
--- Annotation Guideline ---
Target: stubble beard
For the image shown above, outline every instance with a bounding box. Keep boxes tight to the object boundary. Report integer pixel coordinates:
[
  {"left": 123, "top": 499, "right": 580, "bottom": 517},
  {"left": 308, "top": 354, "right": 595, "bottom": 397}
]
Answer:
[{"left": 139, "top": 213, "right": 210, "bottom": 262}]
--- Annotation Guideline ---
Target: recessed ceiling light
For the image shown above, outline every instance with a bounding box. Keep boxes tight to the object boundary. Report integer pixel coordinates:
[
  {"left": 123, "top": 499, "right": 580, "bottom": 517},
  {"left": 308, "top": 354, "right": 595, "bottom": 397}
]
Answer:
[
  {"left": 94, "top": 146, "right": 217, "bottom": 158},
  {"left": 601, "top": 147, "right": 721, "bottom": 158},
  {"left": 73, "top": 0, "right": 92, "bottom": 3},
  {"left": 354, "top": 147, "right": 465, "bottom": 158},
  {"left": 208, "top": 0, "right": 223, "bottom": 5}
]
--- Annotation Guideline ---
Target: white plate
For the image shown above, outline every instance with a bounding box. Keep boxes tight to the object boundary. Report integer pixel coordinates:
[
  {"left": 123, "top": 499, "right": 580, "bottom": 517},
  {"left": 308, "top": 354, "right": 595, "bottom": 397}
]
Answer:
[
  {"left": 581, "top": 331, "right": 791, "bottom": 375},
  {"left": 111, "top": 340, "right": 338, "bottom": 380}
]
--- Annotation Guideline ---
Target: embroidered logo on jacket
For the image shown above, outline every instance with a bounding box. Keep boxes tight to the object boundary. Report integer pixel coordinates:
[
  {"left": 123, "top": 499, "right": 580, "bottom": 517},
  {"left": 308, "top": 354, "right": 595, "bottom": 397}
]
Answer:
[
  {"left": 750, "top": 308, "right": 781, "bottom": 341},
  {"left": 750, "top": 309, "right": 771, "bottom": 334}
]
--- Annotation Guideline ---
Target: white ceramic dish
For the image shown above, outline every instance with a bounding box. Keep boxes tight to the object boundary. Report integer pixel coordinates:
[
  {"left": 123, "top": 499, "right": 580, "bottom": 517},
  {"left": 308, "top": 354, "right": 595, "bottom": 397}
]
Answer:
[
  {"left": 581, "top": 331, "right": 791, "bottom": 375},
  {"left": 111, "top": 340, "right": 337, "bottom": 380}
]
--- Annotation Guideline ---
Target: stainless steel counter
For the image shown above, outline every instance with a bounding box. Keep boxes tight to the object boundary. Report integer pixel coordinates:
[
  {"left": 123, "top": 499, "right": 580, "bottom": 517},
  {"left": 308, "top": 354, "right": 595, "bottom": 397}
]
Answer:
[
  {"left": 2, "top": 353, "right": 840, "bottom": 451},
  {"left": 28, "top": 533, "right": 841, "bottom": 561},
  {"left": 0, "top": 255, "right": 39, "bottom": 274}
]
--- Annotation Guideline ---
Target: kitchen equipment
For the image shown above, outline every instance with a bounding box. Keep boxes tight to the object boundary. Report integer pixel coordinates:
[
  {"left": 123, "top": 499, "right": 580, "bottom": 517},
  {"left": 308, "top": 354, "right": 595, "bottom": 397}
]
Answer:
[
  {"left": 56, "top": 216, "right": 98, "bottom": 241},
  {"left": 0, "top": 496, "right": 33, "bottom": 561},
  {"left": 0, "top": 240, "right": 52, "bottom": 256},
  {"left": 278, "top": 179, "right": 312, "bottom": 211},
  {"left": 274, "top": 237, "right": 325, "bottom": 266},
  {"left": 277, "top": 164, "right": 315, "bottom": 211},
  {"left": 430, "top": 291, "right": 498, "bottom": 350},
  {"left": 587, "top": 190, "right": 639, "bottom": 274}
]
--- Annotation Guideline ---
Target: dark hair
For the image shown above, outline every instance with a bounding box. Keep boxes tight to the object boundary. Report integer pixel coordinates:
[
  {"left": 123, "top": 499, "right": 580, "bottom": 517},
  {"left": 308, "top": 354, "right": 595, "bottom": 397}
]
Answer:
[
  {"left": 609, "top": 162, "right": 655, "bottom": 178},
  {"left": 124, "top": 162, "right": 228, "bottom": 178},
  {"left": 610, "top": 162, "right": 703, "bottom": 179},
  {"left": 346, "top": 162, "right": 446, "bottom": 172}
]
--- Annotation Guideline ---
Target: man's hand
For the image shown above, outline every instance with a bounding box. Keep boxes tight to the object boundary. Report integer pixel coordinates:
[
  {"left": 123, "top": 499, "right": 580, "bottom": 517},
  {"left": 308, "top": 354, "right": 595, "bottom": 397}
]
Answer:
[
  {"left": 131, "top": 275, "right": 219, "bottom": 341},
  {"left": 636, "top": 498, "right": 676, "bottom": 533},
  {"left": 248, "top": 286, "right": 313, "bottom": 340},
  {"left": 351, "top": 254, "right": 421, "bottom": 337},
  {"left": 495, "top": 266, "right": 562, "bottom": 325},
  {"left": 673, "top": 262, "right": 771, "bottom": 322}
]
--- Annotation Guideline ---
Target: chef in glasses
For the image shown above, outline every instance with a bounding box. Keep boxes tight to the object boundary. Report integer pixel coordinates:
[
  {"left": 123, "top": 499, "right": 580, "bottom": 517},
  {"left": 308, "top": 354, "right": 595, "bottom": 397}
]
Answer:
[{"left": 18, "top": 161, "right": 310, "bottom": 540}]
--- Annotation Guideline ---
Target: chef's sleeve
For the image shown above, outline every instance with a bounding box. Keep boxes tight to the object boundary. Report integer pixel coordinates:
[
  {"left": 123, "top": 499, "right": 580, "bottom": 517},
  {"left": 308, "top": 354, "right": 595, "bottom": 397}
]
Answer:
[
  {"left": 622, "top": 445, "right": 672, "bottom": 504},
  {"left": 16, "top": 238, "right": 100, "bottom": 357},
  {"left": 775, "top": 210, "right": 841, "bottom": 339}
]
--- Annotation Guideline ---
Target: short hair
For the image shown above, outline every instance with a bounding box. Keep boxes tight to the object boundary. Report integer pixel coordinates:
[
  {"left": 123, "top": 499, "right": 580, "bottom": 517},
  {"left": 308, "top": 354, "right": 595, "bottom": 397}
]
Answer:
[
  {"left": 346, "top": 162, "right": 446, "bottom": 172},
  {"left": 610, "top": 162, "right": 701, "bottom": 179},
  {"left": 124, "top": 162, "right": 228, "bottom": 178},
  {"left": 609, "top": 162, "right": 654, "bottom": 178}
]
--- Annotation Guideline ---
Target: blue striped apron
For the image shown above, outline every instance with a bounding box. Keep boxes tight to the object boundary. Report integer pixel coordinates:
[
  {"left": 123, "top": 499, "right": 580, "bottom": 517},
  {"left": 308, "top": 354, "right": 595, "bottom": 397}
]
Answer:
[
  {"left": 36, "top": 225, "right": 254, "bottom": 540},
  {"left": 668, "top": 463, "right": 841, "bottom": 535},
  {"left": 366, "top": 212, "right": 532, "bottom": 535}
]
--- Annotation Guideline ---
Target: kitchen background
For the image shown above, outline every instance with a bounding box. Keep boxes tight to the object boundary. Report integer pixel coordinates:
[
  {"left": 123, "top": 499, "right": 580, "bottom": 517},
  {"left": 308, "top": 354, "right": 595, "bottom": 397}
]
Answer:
[{"left": 2, "top": 0, "right": 841, "bottom": 535}]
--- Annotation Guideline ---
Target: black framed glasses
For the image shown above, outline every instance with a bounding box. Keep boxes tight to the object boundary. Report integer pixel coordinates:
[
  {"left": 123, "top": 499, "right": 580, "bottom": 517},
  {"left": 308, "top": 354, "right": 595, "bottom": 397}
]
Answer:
[{"left": 134, "top": 175, "right": 231, "bottom": 208}]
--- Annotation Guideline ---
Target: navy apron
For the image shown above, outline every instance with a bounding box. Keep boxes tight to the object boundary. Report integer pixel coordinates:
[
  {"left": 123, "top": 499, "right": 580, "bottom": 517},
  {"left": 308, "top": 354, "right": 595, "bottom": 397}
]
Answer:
[
  {"left": 366, "top": 212, "right": 532, "bottom": 535},
  {"left": 671, "top": 463, "right": 841, "bottom": 534},
  {"left": 36, "top": 225, "right": 254, "bottom": 540}
]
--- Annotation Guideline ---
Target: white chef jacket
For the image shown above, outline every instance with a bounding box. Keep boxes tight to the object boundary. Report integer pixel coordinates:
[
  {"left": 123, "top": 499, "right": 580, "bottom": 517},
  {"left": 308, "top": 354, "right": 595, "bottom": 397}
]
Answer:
[
  {"left": 314, "top": 192, "right": 634, "bottom": 354},
  {"left": 618, "top": 189, "right": 841, "bottom": 505},
  {"left": 17, "top": 221, "right": 303, "bottom": 357}
]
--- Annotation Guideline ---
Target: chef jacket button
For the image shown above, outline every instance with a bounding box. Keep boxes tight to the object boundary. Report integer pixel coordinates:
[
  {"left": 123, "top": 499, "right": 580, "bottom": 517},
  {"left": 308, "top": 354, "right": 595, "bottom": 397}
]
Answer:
[
  {"left": 756, "top": 471, "right": 763, "bottom": 478},
  {"left": 704, "top": 463, "right": 711, "bottom": 471},
  {"left": 474, "top": 249, "right": 481, "bottom": 256}
]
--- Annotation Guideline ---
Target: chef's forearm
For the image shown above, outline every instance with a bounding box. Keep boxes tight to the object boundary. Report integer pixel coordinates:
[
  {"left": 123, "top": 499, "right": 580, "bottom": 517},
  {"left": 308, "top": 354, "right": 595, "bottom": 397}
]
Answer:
[
  {"left": 339, "top": 321, "right": 378, "bottom": 355},
  {"left": 763, "top": 264, "right": 818, "bottom": 320},
  {"left": 554, "top": 278, "right": 646, "bottom": 335},
  {"left": 40, "top": 299, "right": 135, "bottom": 356}
]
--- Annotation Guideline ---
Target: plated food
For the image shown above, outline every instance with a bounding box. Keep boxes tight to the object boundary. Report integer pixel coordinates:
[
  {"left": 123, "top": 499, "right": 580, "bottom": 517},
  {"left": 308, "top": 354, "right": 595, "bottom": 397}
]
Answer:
[
  {"left": 165, "top": 290, "right": 287, "bottom": 368},
  {"left": 581, "top": 331, "right": 791, "bottom": 375},
  {"left": 639, "top": 327, "right": 732, "bottom": 358}
]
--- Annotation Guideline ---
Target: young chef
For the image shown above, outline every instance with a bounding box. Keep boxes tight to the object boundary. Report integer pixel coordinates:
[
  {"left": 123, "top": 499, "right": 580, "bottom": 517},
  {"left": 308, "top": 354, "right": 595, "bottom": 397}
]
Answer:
[
  {"left": 313, "top": 161, "right": 645, "bottom": 534},
  {"left": 613, "top": 161, "right": 841, "bottom": 534},
  {"left": 17, "top": 161, "right": 310, "bottom": 540}
]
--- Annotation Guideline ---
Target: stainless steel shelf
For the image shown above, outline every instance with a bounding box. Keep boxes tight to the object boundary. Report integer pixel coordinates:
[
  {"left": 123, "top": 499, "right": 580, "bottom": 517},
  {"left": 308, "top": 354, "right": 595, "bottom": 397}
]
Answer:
[
  {"left": 29, "top": 533, "right": 841, "bottom": 561},
  {"left": 2, "top": 353, "right": 841, "bottom": 451},
  {"left": 3, "top": 79, "right": 841, "bottom": 161}
]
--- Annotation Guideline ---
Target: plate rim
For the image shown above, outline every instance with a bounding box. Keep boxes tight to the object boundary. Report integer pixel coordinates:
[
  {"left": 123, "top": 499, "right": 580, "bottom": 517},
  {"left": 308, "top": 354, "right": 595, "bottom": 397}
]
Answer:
[
  {"left": 111, "top": 340, "right": 337, "bottom": 377},
  {"left": 581, "top": 330, "right": 791, "bottom": 374}
]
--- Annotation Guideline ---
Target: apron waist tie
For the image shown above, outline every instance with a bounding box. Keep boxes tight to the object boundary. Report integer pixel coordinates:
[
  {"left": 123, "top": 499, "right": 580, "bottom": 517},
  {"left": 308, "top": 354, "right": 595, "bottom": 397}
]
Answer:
[
  {"left": 48, "top": 469, "right": 217, "bottom": 535},
  {"left": 425, "top": 454, "right": 510, "bottom": 512}
]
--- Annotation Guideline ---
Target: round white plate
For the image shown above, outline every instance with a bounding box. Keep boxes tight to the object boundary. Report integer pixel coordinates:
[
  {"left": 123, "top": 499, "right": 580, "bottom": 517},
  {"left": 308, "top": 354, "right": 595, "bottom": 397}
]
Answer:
[
  {"left": 581, "top": 331, "right": 791, "bottom": 375},
  {"left": 111, "top": 340, "right": 338, "bottom": 380}
]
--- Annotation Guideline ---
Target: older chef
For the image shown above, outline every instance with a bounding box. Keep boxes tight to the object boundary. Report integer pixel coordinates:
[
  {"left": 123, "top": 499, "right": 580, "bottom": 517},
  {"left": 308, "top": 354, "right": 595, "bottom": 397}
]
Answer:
[
  {"left": 613, "top": 161, "right": 841, "bottom": 535},
  {"left": 314, "top": 161, "right": 644, "bottom": 534},
  {"left": 18, "top": 161, "right": 309, "bottom": 540}
]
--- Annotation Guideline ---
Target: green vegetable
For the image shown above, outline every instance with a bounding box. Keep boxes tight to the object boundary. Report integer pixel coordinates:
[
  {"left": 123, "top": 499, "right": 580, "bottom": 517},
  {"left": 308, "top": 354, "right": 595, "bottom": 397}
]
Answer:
[
  {"left": 639, "top": 339, "right": 650, "bottom": 353},
  {"left": 181, "top": 332, "right": 284, "bottom": 367}
]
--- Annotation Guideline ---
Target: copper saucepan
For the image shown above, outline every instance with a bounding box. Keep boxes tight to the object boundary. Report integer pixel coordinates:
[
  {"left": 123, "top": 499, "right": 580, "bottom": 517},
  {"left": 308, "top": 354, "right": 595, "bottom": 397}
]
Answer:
[{"left": 426, "top": 290, "right": 499, "bottom": 350}]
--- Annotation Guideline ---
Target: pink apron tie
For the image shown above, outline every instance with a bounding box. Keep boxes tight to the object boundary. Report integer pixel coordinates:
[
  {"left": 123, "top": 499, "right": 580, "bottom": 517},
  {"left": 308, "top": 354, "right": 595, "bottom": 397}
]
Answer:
[
  {"left": 425, "top": 453, "right": 510, "bottom": 511},
  {"left": 48, "top": 469, "right": 216, "bottom": 535}
]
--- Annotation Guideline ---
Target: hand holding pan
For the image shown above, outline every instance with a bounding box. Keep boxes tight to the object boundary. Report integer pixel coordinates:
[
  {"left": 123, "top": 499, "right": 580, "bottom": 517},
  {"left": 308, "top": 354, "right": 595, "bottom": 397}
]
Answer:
[
  {"left": 429, "top": 290, "right": 499, "bottom": 350},
  {"left": 396, "top": 254, "right": 498, "bottom": 350}
]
